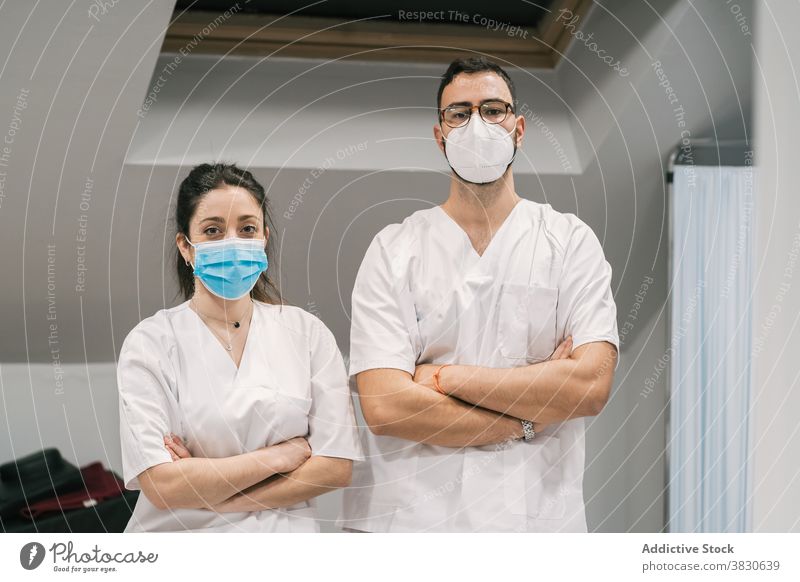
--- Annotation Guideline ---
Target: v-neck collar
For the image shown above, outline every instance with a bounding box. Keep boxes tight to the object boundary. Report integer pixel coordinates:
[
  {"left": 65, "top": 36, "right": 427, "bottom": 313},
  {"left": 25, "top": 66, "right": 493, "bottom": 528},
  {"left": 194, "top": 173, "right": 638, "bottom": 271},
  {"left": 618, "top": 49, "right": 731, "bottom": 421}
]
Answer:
[
  {"left": 185, "top": 299, "right": 257, "bottom": 376},
  {"left": 435, "top": 198, "right": 525, "bottom": 260}
]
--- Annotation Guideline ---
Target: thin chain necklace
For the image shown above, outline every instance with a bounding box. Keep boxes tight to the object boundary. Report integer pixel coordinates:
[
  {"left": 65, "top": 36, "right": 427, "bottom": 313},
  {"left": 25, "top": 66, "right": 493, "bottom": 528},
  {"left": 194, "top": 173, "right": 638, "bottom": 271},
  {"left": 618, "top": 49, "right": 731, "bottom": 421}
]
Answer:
[{"left": 191, "top": 298, "right": 253, "bottom": 351}]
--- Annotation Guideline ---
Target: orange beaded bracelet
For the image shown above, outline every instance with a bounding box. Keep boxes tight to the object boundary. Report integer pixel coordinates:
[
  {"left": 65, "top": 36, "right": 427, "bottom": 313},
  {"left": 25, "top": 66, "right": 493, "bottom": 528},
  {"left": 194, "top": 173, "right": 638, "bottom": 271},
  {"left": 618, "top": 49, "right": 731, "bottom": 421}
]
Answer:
[{"left": 433, "top": 364, "right": 451, "bottom": 395}]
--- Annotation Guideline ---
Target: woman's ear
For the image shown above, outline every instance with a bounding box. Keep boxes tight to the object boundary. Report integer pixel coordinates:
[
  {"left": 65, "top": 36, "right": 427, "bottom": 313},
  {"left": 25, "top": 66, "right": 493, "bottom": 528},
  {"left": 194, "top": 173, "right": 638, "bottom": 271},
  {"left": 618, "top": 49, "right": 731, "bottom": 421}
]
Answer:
[
  {"left": 264, "top": 225, "right": 270, "bottom": 246},
  {"left": 176, "top": 232, "right": 193, "bottom": 265}
]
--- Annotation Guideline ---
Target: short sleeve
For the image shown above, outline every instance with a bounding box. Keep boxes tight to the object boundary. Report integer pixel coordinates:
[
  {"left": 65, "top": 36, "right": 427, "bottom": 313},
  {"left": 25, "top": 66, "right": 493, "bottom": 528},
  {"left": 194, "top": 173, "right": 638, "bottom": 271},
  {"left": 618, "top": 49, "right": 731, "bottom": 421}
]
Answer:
[
  {"left": 307, "top": 319, "right": 365, "bottom": 461},
  {"left": 348, "top": 233, "right": 418, "bottom": 377},
  {"left": 117, "top": 325, "right": 180, "bottom": 490},
  {"left": 556, "top": 222, "right": 621, "bottom": 370}
]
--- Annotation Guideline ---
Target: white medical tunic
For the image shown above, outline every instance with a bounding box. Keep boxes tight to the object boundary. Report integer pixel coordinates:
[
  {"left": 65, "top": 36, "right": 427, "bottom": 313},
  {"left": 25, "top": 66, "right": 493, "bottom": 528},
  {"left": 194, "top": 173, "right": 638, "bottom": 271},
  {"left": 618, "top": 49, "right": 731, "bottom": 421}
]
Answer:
[
  {"left": 338, "top": 199, "right": 619, "bottom": 532},
  {"left": 118, "top": 300, "right": 364, "bottom": 532}
]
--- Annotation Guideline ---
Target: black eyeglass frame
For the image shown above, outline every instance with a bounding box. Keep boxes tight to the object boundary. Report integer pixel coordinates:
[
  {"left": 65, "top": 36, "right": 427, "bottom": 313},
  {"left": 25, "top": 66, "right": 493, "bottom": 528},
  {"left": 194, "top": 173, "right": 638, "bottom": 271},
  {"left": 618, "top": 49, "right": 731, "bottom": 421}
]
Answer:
[{"left": 439, "top": 99, "right": 516, "bottom": 128}]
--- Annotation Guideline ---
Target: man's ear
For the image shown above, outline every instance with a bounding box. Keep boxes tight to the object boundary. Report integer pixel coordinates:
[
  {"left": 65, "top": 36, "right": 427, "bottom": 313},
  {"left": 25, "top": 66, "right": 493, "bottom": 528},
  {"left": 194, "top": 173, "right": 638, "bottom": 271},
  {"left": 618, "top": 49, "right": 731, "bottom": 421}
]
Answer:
[
  {"left": 433, "top": 124, "right": 446, "bottom": 154},
  {"left": 513, "top": 114, "right": 525, "bottom": 148}
]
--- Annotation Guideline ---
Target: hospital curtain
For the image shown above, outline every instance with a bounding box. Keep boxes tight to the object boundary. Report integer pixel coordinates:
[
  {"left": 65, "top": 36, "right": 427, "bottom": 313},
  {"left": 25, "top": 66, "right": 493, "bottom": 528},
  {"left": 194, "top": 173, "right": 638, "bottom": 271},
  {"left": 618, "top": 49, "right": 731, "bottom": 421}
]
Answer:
[{"left": 668, "top": 164, "right": 754, "bottom": 532}]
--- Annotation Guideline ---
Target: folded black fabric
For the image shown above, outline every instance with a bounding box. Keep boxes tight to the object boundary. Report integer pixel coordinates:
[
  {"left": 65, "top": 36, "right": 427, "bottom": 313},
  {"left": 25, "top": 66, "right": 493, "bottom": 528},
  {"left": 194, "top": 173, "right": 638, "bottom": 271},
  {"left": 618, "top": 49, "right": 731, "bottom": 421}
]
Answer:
[
  {"left": 0, "top": 448, "right": 84, "bottom": 518},
  {"left": 0, "top": 490, "right": 139, "bottom": 533}
]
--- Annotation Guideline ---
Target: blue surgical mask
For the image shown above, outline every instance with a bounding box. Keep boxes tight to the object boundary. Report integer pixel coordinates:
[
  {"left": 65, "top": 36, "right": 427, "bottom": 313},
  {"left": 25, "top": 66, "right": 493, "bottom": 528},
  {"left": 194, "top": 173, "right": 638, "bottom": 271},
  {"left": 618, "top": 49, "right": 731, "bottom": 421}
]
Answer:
[{"left": 187, "top": 237, "right": 268, "bottom": 300}]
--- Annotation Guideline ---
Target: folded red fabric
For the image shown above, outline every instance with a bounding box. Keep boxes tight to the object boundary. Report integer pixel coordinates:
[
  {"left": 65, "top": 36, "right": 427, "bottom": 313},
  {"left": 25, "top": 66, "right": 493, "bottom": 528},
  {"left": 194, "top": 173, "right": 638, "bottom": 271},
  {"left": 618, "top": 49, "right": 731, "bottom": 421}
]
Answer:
[{"left": 19, "top": 462, "right": 125, "bottom": 520}]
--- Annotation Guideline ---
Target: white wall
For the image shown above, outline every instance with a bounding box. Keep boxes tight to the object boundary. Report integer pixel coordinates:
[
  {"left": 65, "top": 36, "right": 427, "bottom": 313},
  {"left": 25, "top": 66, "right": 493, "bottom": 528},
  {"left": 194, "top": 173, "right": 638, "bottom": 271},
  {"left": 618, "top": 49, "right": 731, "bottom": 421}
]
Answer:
[
  {"left": 0, "top": 0, "right": 175, "bottom": 364},
  {"left": 751, "top": 0, "right": 800, "bottom": 533},
  {"left": 126, "top": 55, "right": 583, "bottom": 175},
  {"left": 556, "top": 0, "right": 753, "bottom": 532},
  {"left": 0, "top": 363, "right": 119, "bottom": 478}
]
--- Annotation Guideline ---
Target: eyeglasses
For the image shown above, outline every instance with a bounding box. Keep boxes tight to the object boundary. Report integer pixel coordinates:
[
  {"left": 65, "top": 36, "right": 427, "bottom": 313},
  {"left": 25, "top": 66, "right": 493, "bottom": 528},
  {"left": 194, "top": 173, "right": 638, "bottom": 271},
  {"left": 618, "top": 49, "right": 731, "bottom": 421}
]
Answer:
[{"left": 440, "top": 100, "right": 514, "bottom": 128}]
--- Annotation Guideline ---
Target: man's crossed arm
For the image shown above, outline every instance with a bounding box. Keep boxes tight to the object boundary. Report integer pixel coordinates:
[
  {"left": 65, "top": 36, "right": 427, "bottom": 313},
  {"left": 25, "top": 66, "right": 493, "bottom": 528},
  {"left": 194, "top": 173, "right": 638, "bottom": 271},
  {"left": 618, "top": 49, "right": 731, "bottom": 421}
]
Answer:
[{"left": 356, "top": 337, "right": 617, "bottom": 447}]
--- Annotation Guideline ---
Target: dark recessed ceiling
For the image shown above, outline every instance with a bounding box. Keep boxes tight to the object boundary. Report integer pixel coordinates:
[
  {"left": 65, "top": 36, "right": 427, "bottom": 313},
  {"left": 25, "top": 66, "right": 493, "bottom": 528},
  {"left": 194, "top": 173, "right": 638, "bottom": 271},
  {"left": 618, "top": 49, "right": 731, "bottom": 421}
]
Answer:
[
  {"left": 166, "top": 0, "right": 588, "bottom": 67},
  {"left": 174, "top": 0, "right": 555, "bottom": 29}
]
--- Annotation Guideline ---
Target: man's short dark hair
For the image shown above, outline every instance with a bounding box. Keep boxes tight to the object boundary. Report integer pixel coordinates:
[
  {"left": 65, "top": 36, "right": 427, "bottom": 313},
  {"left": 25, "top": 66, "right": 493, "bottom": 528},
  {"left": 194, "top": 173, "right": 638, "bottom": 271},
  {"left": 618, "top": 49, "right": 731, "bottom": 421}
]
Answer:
[{"left": 436, "top": 56, "right": 516, "bottom": 111}]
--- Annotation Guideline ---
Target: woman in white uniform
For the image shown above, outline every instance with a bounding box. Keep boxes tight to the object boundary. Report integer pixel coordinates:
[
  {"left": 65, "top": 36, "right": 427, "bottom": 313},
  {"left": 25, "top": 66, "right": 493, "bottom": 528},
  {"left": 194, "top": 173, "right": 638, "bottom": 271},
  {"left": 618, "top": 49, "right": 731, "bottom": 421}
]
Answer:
[{"left": 117, "top": 163, "right": 363, "bottom": 532}]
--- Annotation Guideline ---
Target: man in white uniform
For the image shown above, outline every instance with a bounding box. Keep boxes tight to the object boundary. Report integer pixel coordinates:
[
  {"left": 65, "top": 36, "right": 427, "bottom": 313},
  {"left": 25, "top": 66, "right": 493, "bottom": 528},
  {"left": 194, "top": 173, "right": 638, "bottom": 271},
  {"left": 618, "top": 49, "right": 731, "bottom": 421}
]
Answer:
[{"left": 338, "top": 57, "right": 619, "bottom": 533}]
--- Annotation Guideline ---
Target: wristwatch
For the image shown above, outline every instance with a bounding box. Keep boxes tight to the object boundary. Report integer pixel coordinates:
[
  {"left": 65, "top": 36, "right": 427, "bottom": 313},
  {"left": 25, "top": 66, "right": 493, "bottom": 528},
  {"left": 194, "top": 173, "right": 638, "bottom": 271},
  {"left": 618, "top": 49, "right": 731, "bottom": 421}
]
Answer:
[{"left": 521, "top": 419, "right": 536, "bottom": 441}]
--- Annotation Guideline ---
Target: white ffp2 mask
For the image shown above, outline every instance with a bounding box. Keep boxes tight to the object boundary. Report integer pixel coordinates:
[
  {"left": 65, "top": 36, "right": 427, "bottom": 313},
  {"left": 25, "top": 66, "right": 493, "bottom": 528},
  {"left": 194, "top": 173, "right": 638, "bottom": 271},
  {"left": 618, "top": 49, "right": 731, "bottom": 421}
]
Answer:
[{"left": 443, "top": 113, "right": 516, "bottom": 184}]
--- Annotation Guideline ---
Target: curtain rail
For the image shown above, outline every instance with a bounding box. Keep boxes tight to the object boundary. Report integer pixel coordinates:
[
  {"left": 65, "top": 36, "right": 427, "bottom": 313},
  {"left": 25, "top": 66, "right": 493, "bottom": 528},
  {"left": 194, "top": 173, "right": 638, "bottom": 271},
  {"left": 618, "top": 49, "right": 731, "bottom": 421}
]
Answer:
[{"left": 667, "top": 139, "right": 752, "bottom": 183}]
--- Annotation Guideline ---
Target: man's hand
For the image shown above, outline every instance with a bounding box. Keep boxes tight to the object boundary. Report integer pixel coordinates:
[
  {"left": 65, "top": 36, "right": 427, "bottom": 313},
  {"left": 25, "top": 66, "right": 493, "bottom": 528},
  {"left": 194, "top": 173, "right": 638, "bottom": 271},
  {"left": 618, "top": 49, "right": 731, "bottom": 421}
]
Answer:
[
  {"left": 413, "top": 335, "right": 575, "bottom": 394},
  {"left": 412, "top": 364, "right": 440, "bottom": 391},
  {"left": 548, "top": 335, "right": 574, "bottom": 362}
]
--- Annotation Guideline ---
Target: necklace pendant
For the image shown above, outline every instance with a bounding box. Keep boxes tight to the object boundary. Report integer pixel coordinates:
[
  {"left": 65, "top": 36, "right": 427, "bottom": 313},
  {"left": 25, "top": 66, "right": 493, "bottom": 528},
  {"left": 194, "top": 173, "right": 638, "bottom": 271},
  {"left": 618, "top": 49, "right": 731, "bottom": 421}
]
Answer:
[
  {"left": 225, "top": 344, "right": 233, "bottom": 351},
  {"left": 233, "top": 321, "right": 240, "bottom": 328}
]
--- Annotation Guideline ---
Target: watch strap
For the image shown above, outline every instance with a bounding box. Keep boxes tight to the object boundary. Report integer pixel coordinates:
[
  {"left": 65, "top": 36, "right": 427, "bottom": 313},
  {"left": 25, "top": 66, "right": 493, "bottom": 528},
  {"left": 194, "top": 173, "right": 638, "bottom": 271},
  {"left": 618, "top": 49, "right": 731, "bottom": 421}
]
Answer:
[{"left": 521, "top": 419, "right": 536, "bottom": 441}]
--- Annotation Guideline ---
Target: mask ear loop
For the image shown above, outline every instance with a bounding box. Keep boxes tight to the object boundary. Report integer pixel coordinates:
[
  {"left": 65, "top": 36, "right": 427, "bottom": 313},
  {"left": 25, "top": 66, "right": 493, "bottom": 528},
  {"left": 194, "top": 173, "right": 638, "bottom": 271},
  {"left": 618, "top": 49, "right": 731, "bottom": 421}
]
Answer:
[
  {"left": 184, "top": 234, "right": 196, "bottom": 269},
  {"left": 508, "top": 114, "right": 520, "bottom": 165}
]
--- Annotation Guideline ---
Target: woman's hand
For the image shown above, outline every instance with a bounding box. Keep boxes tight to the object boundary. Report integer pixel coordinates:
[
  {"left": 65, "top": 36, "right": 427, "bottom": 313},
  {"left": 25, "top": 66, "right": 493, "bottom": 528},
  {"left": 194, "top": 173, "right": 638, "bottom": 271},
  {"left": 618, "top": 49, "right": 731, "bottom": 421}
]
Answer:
[
  {"left": 211, "top": 438, "right": 313, "bottom": 513},
  {"left": 164, "top": 433, "right": 192, "bottom": 461},
  {"left": 165, "top": 432, "right": 310, "bottom": 474},
  {"left": 268, "top": 437, "right": 311, "bottom": 474}
]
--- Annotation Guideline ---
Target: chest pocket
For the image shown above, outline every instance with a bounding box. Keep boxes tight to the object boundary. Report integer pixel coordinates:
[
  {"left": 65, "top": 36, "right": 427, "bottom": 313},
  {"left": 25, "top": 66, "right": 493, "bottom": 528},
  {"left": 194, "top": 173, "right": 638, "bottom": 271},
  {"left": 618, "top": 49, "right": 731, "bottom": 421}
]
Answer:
[
  {"left": 227, "top": 384, "right": 312, "bottom": 450},
  {"left": 497, "top": 284, "right": 559, "bottom": 364}
]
